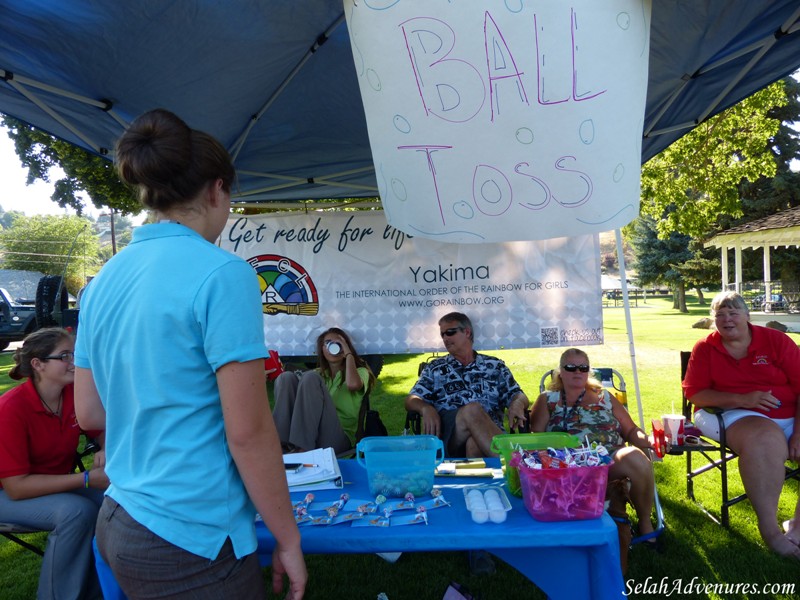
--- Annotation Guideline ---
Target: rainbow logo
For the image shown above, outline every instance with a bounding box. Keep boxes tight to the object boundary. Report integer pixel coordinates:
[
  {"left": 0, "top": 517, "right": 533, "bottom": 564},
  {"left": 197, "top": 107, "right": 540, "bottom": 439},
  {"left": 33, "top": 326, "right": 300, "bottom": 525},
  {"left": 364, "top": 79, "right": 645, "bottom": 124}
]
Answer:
[{"left": 247, "top": 254, "right": 319, "bottom": 316}]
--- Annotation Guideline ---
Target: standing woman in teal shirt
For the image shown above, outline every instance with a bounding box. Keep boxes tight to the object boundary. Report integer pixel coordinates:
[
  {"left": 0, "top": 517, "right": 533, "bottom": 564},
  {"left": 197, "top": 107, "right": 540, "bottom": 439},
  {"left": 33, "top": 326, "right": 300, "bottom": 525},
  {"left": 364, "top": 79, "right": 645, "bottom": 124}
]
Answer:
[
  {"left": 74, "top": 109, "right": 306, "bottom": 599},
  {"left": 273, "top": 327, "right": 375, "bottom": 453}
]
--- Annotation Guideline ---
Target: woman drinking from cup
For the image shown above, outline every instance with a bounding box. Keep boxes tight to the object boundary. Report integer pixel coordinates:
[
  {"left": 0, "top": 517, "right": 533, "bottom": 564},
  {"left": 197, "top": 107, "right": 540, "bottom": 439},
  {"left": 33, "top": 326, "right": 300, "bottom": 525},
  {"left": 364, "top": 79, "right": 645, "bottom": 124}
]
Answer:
[{"left": 273, "top": 327, "right": 375, "bottom": 454}]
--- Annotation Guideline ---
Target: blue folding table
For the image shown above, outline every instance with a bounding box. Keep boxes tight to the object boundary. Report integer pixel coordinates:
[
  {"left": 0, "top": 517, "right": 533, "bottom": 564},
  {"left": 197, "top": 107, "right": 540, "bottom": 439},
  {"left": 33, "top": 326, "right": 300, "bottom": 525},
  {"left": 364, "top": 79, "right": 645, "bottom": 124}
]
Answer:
[{"left": 255, "top": 458, "right": 624, "bottom": 600}]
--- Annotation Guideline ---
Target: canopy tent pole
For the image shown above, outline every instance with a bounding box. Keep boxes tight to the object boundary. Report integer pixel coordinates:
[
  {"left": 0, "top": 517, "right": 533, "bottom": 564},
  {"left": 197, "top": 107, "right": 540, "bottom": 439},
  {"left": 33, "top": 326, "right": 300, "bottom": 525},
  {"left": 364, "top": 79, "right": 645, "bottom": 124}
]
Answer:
[{"left": 615, "top": 228, "right": 645, "bottom": 428}]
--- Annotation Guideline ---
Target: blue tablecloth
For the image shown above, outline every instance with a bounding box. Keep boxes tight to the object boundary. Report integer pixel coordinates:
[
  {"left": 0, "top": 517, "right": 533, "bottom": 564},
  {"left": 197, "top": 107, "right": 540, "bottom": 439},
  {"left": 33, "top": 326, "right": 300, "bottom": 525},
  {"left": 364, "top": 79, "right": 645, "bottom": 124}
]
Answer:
[{"left": 255, "top": 459, "right": 625, "bottom": 600}]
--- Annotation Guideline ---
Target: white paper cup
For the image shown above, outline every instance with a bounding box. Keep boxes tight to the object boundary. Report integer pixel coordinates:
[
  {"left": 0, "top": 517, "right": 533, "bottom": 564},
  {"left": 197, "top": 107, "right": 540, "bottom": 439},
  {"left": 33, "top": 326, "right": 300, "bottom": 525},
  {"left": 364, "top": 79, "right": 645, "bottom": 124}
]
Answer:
[{"left": 662, "top": 414, "right": 685, "bottom": 445}]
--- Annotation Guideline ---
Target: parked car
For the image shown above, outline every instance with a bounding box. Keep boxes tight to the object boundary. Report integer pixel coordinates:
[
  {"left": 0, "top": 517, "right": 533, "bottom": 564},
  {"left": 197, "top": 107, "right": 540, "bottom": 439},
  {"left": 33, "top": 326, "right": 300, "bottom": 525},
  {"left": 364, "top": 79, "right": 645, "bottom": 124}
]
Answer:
[{"left": 0, "top": 287, "right": 38, "bottom": 350}]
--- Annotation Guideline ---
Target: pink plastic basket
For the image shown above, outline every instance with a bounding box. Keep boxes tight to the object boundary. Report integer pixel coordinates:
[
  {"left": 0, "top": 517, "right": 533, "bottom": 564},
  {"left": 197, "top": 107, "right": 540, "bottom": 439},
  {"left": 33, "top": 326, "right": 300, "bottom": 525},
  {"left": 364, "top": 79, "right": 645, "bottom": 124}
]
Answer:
[{"left": 519, "top": 463, "right": 609, "bottom": 521}]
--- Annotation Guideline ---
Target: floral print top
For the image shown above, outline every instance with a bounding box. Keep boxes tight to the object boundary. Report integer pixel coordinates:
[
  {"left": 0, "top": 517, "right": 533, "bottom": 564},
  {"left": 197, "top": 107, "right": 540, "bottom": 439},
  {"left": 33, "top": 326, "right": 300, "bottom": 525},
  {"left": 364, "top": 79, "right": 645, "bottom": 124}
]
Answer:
[{"left": 544, "top": 389, "right": 624, "bottom": 451}]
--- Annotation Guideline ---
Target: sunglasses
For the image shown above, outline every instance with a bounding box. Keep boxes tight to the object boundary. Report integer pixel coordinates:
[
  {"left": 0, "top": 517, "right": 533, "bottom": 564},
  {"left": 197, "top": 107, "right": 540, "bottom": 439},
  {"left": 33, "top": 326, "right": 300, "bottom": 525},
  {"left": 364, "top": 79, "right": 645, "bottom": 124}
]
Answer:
[
  {"left": 562, "top": 363, "right": 590, "bottom": 373},
  {"left": 440, "top": 327, "right": 464, "bottom": 338}
]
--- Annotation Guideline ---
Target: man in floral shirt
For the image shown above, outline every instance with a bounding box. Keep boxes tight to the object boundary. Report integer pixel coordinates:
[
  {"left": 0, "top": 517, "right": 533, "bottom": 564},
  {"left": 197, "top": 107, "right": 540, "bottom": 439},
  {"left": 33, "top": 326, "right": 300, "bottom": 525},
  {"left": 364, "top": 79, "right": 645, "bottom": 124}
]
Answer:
[{"left": 405, "top": 312, "right": 529, "bottom": 457}]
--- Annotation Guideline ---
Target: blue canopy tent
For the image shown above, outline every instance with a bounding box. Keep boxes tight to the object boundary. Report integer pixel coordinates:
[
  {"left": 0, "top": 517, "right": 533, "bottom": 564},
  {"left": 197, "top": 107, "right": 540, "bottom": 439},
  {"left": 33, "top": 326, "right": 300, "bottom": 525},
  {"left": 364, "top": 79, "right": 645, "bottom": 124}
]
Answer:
[
  {"left": 0, "top": 1, "right": 798, "bottom": 208},
  {"left": 1, "top": 1, "right": 800, "bottom": 427}
]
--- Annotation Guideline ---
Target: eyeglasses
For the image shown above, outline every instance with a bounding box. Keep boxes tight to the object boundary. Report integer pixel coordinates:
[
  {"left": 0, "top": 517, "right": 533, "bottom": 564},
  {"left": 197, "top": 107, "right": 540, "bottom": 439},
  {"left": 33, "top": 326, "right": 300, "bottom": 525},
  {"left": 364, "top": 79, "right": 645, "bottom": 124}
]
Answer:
[
  {"left": 440, "top": 327, "right": 464, "bottom": 338},
  {"left": 562, "top": 364, "right": 590, "bottom": 373},
  {"left": 43, "top": 351, "right": 74, "bottom": 363}
]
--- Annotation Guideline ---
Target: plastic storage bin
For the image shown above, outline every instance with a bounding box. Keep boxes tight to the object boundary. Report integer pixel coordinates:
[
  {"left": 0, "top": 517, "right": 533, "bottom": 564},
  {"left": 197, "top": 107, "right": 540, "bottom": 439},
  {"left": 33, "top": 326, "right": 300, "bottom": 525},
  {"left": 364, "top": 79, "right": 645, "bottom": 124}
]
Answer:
[
  {"left": 519, "top": 463, "right": 609, "bottom": 521},
  {"left": 490, "top": 432, "right": 581, "bottom": 497},
  {"left": 356, "top": 435, "right": 444, "bottom": 497}
]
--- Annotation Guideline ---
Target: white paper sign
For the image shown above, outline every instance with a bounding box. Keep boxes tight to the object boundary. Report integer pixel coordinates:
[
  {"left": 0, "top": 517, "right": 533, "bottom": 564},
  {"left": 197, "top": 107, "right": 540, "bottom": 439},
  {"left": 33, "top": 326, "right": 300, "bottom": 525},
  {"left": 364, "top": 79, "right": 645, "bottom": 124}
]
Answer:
[
  {"left": 345, "top": 0, "right": 651, "bottom": 243},
  {"left": 220, "top": 212, "right": 602, "bottom": 355}
]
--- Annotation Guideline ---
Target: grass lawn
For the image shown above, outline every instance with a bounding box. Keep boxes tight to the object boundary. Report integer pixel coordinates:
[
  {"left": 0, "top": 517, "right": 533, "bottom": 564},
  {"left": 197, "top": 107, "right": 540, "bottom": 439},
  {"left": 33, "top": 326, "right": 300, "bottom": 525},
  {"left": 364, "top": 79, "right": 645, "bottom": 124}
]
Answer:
[{"left": 2, "top": 294, "right": 799, "bottom": 599}]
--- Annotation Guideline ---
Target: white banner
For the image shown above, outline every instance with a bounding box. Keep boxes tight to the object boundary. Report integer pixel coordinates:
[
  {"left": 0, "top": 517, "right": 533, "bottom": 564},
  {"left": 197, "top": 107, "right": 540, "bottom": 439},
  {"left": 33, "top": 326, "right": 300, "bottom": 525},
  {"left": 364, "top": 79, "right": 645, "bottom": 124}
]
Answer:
[
  {"left": 220, "top": 213, "right": 602, "bottom": 355},
  {"left": 345, "top": 0, "right": 651, "bottom": 243}
]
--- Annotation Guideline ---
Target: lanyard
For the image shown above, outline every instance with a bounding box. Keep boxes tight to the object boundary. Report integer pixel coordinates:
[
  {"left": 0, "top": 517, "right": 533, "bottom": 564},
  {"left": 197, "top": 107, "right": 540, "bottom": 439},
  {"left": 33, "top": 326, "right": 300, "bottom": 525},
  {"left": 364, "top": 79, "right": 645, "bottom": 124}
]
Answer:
[{"left": 560, "top": 389, "right": 586, "bottom": 426}]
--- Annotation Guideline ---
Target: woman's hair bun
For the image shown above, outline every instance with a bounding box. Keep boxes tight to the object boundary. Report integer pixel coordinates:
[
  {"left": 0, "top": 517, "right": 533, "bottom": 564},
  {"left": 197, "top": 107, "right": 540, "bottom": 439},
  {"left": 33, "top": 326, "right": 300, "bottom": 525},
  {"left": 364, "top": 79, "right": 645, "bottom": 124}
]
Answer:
[
  {"left": 115, "top": 109, "right": 234, "bottom": 211},
  {"left": 116, "top": 109, "right": 192, "bottom": 188}
]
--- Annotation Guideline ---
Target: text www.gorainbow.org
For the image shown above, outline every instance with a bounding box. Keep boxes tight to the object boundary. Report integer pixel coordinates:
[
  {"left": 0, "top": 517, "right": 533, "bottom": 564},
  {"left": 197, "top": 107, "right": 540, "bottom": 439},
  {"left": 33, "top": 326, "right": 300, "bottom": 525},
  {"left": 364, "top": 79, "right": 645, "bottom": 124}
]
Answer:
[{"left": 626, "top": 577, "right": 795, "bottom": 597}]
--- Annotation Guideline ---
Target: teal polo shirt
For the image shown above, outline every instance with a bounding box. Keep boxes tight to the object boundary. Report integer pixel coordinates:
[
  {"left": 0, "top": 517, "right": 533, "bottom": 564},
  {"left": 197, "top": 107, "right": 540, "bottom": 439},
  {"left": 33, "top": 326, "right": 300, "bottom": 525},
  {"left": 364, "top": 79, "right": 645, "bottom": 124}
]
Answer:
[{"left": 75, "top": 223, "right": 267, "bottom": 559}]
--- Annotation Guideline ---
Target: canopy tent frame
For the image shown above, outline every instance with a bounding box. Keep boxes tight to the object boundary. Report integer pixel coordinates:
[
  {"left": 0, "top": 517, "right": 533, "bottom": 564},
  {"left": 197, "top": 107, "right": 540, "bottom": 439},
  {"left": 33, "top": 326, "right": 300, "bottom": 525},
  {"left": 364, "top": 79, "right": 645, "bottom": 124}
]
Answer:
[
  {"left": 1, "top": 2, "right": 799, "bottom": 204},
  {"left": 1, "top": 1, "right": 800, "bottom": 447}
]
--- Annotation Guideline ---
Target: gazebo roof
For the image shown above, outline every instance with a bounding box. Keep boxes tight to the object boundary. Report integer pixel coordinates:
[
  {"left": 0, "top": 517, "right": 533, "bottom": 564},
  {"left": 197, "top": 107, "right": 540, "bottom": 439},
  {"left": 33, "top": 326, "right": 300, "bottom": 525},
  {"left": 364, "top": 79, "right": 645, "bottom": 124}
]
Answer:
[{"left": 705, "top": 206, "right": 800, "bottom": 249}]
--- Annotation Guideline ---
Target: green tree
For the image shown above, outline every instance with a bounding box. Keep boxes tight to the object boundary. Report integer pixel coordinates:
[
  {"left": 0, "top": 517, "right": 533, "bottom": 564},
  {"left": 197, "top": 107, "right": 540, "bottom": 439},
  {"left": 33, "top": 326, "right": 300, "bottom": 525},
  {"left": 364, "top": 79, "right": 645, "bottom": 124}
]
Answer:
[
  {"left": 726, "top": 78, "right": 800, "bottom": 285},
  {"left": 640, "top": 81, "right": 787, "bottom": 239},
  {"left": 0, "top": 209, "right": 25, "bottom": 230},
  {"left": 627, "top": 214, "right": 694, "bottom": 312},
  {"left": 2, "top": 116, "right": 141, "bottom": 216},
  {"left": 0, "top": 215, "right": 100, "bottom": 292}
]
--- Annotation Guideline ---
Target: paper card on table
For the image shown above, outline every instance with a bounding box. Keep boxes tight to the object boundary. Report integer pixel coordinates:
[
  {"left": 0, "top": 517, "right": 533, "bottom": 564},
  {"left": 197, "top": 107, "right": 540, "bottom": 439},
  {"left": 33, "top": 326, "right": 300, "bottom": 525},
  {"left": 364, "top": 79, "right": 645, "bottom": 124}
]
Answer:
[
  {"left": 330, "top": 513, "right": 364, "bottom": 526},
  {"left": 440, "top": 459, "right": 486, "bottom": 469},
  {"left": 419, "top": 496, "right": 450, "bottom": 510},
  {"left": 382, "top": 499, "right": 415, "bottom": 512},
  {"left": 343, "top": 499, "right": 378, "bottom": 514},
  {"left": 305, "top": 515, "right": 332, "bottom": 526},
  {"left": 435, "top": 466, "right": 498, "bottom": 477},
  {"left": 391, "top": 512, "right": 428, "bottom": 526},
  {"left": 351, "top": 516, "right": 390, "bottom": 528},
  {"left": 283, "top": 448, "right": 343, "bottom": 491}
]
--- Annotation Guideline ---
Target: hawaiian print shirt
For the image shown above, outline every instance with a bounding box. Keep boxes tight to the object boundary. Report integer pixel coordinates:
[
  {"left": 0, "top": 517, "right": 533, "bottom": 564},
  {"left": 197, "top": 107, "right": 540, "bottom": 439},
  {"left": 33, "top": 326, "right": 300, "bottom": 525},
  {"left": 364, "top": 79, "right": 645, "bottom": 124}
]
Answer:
[{"left": 410, "top": 353, "right": 523, "bottom": 429}]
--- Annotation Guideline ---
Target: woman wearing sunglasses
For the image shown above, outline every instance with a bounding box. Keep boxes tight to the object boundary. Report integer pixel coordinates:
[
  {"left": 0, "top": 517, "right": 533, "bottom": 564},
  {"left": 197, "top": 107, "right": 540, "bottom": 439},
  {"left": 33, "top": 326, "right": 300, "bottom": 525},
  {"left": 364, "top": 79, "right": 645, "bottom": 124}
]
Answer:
[
  {"left": 530, "top": 348, "right": 656, "bottom": 541},
  {"left": 0, "top": 327, "right": 109, "bottom": 599},
  {"left": 272, "top": 327, "right": 375, "bottom": 454}
]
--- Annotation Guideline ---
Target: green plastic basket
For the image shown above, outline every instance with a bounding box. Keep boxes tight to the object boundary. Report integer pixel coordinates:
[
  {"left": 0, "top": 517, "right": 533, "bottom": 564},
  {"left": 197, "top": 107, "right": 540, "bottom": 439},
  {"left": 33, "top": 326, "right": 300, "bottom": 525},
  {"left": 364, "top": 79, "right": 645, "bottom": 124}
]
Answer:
[{"left": 490, "top": 432, "right": 581, "bottom": 497}]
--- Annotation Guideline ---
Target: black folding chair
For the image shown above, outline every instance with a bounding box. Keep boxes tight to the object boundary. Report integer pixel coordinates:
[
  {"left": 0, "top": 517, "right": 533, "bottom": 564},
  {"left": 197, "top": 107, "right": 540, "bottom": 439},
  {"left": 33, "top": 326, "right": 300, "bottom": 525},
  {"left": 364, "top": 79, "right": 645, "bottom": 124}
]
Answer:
[
  {"left": 338, "top": 354, "right": 385, "bottom": 458},
  {"left": 680, "top": 350, "right": 800, "bottom": 527},
  {"left": 0, "top": 435, "right": 99, "bottom": 556}
]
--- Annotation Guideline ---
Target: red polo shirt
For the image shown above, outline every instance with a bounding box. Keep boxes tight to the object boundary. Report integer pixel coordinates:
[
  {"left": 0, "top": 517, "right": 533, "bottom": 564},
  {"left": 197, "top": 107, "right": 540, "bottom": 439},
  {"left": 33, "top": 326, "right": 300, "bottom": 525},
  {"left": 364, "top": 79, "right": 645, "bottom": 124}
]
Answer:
[
  {"left": 683, "top": 324, "right": 800, "bottom": 420},
  {"left": 0, "top": 379, "right": 100, "bottom": 488}
]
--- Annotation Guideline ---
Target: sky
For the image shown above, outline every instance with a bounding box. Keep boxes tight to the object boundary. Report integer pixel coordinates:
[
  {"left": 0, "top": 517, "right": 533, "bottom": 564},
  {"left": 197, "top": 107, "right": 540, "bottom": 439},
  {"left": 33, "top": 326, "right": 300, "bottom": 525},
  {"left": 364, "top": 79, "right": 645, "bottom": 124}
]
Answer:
[
  {"left": 0, "top": 128, "right": 89, "bottom": 218},
  {"left": 0, "top": 127, "right": 146, "bottom": 224}
]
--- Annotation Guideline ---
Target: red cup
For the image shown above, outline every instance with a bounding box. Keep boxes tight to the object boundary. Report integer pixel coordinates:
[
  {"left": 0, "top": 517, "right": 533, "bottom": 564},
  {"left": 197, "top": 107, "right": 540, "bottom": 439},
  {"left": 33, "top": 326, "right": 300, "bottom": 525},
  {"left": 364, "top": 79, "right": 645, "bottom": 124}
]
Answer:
[
  {"left": 650, "top": 418, "right": 666, "bottom": 458},
  {"left": 264, "top": 350, "right": 284, "bottom": 381}
]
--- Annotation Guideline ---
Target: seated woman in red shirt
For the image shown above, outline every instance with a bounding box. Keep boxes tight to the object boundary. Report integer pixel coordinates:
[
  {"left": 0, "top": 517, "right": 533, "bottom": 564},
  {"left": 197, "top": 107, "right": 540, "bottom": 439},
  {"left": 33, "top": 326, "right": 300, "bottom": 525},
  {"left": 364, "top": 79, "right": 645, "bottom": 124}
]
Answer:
[
  {"left": 683, "top": 291, "right": 800, "bottom": 559},
  {"left": 0, "top": 328, "right": 109, "bottom": 599}
]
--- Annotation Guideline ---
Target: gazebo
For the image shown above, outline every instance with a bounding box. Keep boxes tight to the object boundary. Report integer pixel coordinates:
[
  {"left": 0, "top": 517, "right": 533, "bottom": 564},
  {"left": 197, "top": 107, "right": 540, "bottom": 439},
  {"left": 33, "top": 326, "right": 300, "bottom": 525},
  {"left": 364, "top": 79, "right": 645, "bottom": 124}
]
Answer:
[{"left": 705, "top": 206, "right": 800, "bottom": 311}]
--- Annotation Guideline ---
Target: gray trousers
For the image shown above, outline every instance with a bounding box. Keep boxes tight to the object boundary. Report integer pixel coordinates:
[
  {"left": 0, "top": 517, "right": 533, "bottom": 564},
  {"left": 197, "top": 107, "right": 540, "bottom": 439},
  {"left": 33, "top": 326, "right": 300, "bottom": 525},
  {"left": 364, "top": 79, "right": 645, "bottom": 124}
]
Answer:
[
  {"left": 96, "top": 497, "right": 264, "bottom": 599},
  {"left": 272, "top": 371, "right": 351, "bottom": 453},
  {"left": 0, "top": 487, "right": 104, "bottom": 600}
]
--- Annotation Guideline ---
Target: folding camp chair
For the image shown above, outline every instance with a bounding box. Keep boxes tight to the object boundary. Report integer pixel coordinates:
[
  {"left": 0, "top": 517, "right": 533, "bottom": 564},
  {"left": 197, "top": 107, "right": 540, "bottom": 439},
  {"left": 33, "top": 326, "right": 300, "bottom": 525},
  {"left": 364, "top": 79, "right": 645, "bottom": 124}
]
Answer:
[
  {"left": 538, "top": 368, "right": 665, "bottom": 546},
  {"left": 0, "top": 435, "right": 99, "bottom": 556},
  {"left": 337, "top": 354, "right": 385, "bottom": 458},
  {"left": 679, "top": 350, "right": 800, "bottom": 527}
]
